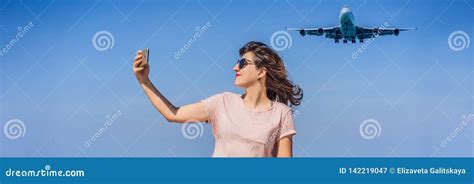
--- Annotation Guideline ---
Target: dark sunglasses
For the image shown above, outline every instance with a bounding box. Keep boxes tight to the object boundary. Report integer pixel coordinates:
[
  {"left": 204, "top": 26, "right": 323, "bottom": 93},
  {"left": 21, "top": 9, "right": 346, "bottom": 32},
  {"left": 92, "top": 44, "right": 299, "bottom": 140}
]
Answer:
[{"left": 236, "top": 58, "right": 252, "bottom": 70}]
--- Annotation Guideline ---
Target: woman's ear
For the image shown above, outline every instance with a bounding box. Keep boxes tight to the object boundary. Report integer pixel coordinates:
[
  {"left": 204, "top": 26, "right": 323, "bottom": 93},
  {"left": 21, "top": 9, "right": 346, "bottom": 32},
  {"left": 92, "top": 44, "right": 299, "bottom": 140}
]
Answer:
[{"left": 257, "top": 67, "right": 267, "bottom": 79}]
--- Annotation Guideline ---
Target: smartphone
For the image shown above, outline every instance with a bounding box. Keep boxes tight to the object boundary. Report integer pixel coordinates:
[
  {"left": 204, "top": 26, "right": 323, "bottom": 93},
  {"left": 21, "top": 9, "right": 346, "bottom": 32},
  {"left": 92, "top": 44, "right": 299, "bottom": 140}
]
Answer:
[{"left": 142, "top": 48, "right": 149, "bottom": 67}]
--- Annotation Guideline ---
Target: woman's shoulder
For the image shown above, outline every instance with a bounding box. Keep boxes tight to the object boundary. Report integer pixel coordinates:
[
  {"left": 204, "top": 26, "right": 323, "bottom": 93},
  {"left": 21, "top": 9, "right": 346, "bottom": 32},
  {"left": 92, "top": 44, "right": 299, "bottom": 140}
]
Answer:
[
  {"left": 272, "top": 101, "right": 293, "bottom": 115},
  {"left": 220, "top": 91, "right": 241, "bottom": 98},
  {"left": 207, "top": 91, "right": 241, "bottom": 101},
  {"left": 207, "top": 91, "right": 237, "bottom": 97}
]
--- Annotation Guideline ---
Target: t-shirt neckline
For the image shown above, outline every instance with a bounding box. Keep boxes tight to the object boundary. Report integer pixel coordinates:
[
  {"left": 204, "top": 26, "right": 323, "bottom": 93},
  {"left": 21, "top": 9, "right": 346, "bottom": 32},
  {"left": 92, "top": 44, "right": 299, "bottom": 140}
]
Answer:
[{"left": 238, "top": 93, "right": 275, "bottom": 113}]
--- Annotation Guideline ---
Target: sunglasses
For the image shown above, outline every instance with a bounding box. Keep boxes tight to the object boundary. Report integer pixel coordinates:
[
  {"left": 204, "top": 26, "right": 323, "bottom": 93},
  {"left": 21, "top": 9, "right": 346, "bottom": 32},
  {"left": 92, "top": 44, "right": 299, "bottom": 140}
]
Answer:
[{"left": 236, "top": 58, "right": 253, "bottom": 70}]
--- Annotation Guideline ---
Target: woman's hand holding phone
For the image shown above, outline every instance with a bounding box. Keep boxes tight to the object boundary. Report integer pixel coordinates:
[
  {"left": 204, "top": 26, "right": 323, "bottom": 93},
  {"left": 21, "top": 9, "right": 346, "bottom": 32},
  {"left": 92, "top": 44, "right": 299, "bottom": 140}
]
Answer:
[{"left": 133, "top": 49, "right": 150, "bottom": 84}]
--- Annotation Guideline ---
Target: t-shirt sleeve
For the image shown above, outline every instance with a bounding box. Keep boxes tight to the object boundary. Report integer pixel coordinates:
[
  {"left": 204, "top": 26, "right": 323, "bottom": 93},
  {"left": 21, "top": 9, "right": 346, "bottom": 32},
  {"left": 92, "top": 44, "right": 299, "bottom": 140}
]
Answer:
[
  {"left": 279, "top": 110, "right": 296, "bottom": 140},
  {"left": 200, "top": 92, "right": 225, "bottom": 124}
]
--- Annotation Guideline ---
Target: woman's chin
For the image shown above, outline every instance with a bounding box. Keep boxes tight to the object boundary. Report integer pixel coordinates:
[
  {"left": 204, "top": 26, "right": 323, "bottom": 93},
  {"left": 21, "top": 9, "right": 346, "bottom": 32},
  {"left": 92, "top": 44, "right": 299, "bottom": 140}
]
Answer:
[
  {"left": 234, "top": 81, "right": 241, "bottom": 87},
  {"left": 234, "top": 80, "right": 246, "bottom": 88}
]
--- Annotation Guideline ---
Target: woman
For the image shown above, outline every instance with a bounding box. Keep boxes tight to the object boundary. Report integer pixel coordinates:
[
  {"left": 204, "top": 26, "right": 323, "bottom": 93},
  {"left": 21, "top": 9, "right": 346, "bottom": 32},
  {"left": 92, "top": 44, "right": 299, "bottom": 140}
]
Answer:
[{"left": 133, "top": 41, "right": 303, "bottom": 157}]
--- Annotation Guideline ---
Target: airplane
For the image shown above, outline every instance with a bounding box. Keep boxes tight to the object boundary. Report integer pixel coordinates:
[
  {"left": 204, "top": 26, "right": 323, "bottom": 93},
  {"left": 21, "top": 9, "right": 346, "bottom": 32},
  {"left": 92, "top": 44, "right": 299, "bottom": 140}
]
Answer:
[{"left": 286, "top": 5, "right": 417, "bottom": 43}]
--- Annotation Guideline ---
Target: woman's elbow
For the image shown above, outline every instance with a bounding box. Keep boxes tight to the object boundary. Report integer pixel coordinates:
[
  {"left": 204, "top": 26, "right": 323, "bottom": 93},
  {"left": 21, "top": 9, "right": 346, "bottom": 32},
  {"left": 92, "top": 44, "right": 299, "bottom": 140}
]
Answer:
[
  {"left": 164, "top": 115, "right": 190, "bottom": 123},
  {"left": 163, "top": 114, "right": 179, "bottom": 123}
]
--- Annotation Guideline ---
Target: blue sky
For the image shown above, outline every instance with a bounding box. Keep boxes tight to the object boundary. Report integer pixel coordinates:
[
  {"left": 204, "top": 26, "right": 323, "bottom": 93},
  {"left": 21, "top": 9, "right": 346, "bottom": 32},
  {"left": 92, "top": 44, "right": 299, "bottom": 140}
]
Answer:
[{"left": 0, "top": 0, "right": 473, "bottom": 157}]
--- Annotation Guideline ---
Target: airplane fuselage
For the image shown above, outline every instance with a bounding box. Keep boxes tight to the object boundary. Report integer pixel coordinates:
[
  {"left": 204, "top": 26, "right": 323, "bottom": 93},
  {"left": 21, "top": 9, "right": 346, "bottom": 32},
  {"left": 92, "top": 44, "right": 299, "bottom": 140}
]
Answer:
[{"left": 339, "top": 6, "right": 356, "bottom": 40}]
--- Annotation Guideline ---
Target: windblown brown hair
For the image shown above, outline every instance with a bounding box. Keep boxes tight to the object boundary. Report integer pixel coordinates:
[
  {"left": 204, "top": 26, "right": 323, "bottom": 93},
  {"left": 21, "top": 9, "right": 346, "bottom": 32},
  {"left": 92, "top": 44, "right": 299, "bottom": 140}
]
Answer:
[{"left": 239, "top": 41, "right": 303, "bottom": 108}]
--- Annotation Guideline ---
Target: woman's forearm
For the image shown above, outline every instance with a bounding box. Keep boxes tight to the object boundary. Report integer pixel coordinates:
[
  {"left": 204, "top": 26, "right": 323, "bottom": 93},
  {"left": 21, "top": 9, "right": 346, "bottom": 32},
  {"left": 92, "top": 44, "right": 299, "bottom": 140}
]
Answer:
[{"left": 140, "top": 79, "right": 179, "bottom": 122}]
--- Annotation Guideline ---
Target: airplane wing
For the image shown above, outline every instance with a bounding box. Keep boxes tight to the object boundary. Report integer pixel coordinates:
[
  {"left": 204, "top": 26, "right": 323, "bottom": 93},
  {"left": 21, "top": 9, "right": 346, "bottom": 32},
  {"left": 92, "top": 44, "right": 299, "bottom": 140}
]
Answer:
[
  {"left": 356, "top": 27, "right": 417, "bottom": 39},
  {"left": 286, "top": 26, "right": 340, "bottom": 37}
]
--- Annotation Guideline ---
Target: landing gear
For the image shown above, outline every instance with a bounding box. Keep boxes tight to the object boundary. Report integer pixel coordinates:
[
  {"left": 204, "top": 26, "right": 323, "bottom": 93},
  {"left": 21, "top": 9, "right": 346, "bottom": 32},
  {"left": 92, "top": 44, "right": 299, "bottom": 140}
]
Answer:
[
  {"left": 335, "top": 38, "right": 339, "bottom": 43},
  {"left": 343, "top": 39, "right": 348, "bottom": 44},
  {"left": 359, "top": 39, "right": 364, "bottom": 43},
  {"left": 351, "top": 39, "right": 356, "bottom": 43}
]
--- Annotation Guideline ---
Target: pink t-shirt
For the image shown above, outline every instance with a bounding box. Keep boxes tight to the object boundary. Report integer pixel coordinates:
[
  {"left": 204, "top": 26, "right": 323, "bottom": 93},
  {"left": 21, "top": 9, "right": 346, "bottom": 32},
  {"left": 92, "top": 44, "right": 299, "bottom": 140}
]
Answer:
[{"left": 201, "top": 92, "right": 296, "bottom": 157}]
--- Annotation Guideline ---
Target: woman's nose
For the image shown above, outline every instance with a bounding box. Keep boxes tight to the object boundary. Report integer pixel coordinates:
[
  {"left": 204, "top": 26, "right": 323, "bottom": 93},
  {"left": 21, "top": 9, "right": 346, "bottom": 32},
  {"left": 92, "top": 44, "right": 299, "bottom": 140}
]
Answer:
[{"left": 233, "top": 63, "right": 239, "bottom": 72}]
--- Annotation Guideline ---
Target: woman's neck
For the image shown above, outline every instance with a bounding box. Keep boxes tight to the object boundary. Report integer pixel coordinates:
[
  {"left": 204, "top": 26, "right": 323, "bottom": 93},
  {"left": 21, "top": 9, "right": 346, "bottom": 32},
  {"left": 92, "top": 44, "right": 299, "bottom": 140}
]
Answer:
[{"left": 243, "top": 83, "right": 273, "bottom": 111}]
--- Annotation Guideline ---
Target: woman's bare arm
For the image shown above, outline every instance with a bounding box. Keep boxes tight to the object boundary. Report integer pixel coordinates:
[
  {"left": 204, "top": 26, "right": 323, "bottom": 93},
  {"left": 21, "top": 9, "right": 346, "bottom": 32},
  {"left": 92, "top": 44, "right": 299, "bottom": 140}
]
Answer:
[
  {"left": 133, "top": 50, "right": 207, "bottom": 123},
  {"left": 140, "top": 80, "right": 207, "bottom": 123},
  {"left": 276, "top": 136, "right": 293, "bottom": 157}
]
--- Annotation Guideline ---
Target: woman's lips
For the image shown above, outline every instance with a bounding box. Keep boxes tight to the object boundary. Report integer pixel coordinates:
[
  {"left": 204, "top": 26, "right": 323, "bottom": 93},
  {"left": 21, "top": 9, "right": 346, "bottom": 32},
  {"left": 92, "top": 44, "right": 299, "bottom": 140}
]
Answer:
[{"left": 235, "top": 73, "right": 241, "bottom": 77}]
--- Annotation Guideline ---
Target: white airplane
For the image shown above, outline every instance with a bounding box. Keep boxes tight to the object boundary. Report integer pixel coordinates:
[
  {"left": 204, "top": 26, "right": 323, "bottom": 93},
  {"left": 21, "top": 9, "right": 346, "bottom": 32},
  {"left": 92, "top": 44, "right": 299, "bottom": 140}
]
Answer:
[{"left": 286, "top": 5, "right": 416, "bottom": 43}]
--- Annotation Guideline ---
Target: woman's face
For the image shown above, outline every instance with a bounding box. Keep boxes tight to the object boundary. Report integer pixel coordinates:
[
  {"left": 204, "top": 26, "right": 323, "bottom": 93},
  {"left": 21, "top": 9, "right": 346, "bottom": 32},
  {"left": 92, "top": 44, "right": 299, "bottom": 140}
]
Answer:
[{"left": 233, "top": 52, "right": 264, "bottom": 88}]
